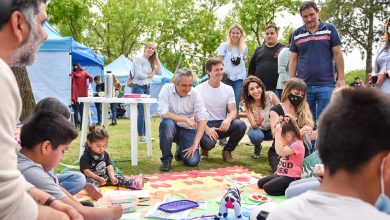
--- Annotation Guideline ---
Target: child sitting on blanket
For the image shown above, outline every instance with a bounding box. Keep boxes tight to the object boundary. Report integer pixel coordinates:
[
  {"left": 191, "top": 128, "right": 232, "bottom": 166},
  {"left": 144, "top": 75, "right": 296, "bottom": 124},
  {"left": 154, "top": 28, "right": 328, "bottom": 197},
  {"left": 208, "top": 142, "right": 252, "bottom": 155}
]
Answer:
[
  {"left": 18, "top": 111, "right": 123, "bottom": 219},
  {"left": 257, "top": 115, "right": 305, "bottom": 196},
  {"left": 80, "top": 126, "right": 145, "bottom": 200}
]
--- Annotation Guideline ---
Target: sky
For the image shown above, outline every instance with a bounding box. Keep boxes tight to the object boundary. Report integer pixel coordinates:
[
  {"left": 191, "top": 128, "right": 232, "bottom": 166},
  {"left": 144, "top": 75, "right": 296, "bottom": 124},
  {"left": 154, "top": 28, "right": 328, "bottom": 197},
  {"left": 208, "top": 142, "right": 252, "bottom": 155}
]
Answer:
[{"left": 216, "top": 4, "right": 366, "bottom": 72}]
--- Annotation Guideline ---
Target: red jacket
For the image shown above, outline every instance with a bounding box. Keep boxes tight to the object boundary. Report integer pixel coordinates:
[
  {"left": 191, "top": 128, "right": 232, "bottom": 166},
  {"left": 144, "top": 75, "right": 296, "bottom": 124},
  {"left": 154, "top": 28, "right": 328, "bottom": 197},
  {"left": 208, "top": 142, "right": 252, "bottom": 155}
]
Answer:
[{"left": 71, "top": 70, "right": 93, "bottom": 102}]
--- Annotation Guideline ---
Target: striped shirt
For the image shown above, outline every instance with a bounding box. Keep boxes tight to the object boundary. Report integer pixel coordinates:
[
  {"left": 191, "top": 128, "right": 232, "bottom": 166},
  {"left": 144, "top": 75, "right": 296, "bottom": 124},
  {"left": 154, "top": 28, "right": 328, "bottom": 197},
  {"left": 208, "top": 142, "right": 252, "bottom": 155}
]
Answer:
[{"left": 290, "top": 22, "right": 342, "bottom": 86}]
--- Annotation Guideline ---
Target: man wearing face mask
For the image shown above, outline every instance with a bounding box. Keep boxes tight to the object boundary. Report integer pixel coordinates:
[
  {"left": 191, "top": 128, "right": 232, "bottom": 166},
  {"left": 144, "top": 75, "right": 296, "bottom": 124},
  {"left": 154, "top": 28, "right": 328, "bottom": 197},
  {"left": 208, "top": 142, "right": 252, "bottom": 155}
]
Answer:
[{"left": 268, "top": 88, "right": 390, "bottom": 220}]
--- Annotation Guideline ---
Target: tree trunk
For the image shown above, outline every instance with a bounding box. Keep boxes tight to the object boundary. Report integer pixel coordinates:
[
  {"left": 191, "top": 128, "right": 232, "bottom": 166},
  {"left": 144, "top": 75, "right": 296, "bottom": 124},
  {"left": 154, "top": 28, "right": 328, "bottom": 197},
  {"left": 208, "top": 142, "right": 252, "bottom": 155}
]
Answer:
[
  {"left": 11, "top": 66, "right": 36, "bottom": 122},
  {"left": 365, "top": 3, "right": 374, "bottom": 81}
]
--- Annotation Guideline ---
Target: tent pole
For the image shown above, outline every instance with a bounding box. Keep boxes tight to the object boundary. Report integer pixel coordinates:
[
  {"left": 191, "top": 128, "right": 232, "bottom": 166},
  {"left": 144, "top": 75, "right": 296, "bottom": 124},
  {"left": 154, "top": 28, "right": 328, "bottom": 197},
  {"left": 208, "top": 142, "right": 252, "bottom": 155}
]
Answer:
[
  {"left": 69, "top": 51, "right": 73, "bottom": 122},
  {"left": 175, "top": 52, "right": 183, "bottom": 71}
]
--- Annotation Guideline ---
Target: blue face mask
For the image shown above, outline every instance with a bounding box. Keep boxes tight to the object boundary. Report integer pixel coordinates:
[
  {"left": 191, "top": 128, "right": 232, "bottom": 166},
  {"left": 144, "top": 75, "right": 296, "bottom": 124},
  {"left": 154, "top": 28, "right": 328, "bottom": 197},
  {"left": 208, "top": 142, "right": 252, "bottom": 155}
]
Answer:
[{"left": 375, "top": 157, "right": 390, "bottom": 214}]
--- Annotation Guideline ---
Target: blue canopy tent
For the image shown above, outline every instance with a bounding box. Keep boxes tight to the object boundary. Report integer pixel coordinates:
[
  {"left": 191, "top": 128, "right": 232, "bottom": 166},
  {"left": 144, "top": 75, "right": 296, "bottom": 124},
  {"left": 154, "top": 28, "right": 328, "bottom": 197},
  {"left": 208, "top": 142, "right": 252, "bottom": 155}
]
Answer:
[
  {"left": 27, "top": 22, "right": 104, "bottom": 123},
  {"left": 150, "top": 65, "right": 174, "bottom": 116},
  {"left": 121, "top": 62, "right": 174, "bottom": 118},
  {"left": 104, "top": 55, "right": 133, "bottom": 84}
]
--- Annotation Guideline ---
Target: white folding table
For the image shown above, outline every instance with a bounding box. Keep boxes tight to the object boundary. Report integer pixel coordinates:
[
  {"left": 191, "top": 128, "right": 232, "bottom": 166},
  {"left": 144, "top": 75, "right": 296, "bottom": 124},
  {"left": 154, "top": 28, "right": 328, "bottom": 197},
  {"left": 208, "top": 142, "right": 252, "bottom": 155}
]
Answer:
[{"left": 77, "top": 97, "right": 157, "bottom": 166}]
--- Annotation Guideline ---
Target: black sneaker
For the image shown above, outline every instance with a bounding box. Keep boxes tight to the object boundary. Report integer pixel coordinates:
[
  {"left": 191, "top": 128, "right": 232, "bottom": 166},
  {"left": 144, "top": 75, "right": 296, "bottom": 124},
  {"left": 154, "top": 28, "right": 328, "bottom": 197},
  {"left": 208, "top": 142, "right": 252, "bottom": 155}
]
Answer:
[
  {"left": 160, "top": 162, "right": 171, "bottom": 172},
  {"left": 80, "top": 200, "right": 94, "bottom": 207}
]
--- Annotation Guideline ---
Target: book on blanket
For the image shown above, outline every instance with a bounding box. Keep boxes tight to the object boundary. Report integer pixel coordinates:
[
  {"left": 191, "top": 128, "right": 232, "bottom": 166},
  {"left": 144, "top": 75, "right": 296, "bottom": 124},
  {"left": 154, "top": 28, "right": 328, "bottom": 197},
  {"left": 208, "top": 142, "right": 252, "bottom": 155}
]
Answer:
[{"left": 106, "top": 190, "right": 150, "bottom": 199}]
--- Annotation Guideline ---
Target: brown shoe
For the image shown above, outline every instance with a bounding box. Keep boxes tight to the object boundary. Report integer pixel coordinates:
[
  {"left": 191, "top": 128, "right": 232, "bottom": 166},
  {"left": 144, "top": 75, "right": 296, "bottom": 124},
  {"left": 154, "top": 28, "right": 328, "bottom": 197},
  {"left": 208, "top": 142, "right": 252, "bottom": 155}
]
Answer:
[
  {"left": 222, "top": 150, "right": 233, "bottom": 162},
  {"left": 201, "top": 149, "right": 209, "bottom": 159}
]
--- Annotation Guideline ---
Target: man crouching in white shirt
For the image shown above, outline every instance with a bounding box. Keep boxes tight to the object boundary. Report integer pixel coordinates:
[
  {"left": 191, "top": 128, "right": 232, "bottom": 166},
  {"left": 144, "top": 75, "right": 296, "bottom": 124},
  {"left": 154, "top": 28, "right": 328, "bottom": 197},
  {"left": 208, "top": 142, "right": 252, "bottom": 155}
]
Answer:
[
  {"left": 195, "top": 58, "right": 246, "bottom": 162},
  {"left": 157, "top": 68, "right": 208, "bottom": 171}
]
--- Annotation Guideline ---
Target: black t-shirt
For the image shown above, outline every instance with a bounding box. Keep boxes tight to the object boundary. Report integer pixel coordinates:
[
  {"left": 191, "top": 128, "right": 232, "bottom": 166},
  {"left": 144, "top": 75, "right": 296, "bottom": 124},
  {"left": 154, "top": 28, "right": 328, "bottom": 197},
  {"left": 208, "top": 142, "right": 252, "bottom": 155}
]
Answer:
[
  {"left": 248, "top": 43, "right": 285, "bottom": 90},
  {"left": 94, "top": 82, "right": 105, "bottom": 97},
  {"left": 80, "top": 149, "right": 112, "bottom": 178}
]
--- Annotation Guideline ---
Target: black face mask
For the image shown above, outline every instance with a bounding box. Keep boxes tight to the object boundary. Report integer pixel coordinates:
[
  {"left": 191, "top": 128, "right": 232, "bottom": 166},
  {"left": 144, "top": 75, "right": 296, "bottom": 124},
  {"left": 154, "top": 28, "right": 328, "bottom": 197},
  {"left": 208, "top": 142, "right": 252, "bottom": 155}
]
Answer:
[
  {"left": 231, "top": 56, "right": 241, "bottom": 65},
  {"left": 288, "top": 93, "right": 303, "bottom": 107}
]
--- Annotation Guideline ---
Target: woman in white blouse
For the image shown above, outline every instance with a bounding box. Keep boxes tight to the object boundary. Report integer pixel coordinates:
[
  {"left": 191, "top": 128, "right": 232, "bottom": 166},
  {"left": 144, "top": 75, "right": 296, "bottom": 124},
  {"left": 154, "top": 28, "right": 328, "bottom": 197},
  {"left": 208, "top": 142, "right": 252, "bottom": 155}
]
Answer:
[{"left": 132, "top": 43, "right": 162, "bottom": 142}]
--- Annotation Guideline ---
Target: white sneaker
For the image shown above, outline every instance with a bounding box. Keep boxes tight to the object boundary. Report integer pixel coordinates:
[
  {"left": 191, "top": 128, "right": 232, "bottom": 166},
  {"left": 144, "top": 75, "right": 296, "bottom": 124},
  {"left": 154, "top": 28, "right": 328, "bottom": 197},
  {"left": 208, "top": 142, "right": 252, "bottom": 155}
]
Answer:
[{"left": 138, "top": 136, "right": 146, "bottom": 144}]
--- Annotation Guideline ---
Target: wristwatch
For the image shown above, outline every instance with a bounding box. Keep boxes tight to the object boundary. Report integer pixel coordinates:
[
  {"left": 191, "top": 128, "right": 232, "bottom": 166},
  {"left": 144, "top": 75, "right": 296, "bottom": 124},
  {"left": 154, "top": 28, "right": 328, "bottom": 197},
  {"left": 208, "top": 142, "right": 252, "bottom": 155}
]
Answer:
[{"left": 44, "top": 196, "right": 56, "bottom": 206}]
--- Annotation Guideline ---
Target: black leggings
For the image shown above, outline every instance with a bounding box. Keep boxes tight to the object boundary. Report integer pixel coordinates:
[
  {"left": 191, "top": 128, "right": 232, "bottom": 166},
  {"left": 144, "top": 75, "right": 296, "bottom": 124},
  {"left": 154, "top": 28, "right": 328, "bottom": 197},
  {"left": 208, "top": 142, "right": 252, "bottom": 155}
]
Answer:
[{"left": 258, "top": 174, "right": 300, "bottom": 196}]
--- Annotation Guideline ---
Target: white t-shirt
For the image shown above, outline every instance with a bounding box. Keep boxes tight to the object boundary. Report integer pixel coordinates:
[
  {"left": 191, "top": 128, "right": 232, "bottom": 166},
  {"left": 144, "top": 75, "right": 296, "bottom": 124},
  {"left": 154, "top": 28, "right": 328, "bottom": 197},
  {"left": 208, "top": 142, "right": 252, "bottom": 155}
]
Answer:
[
  {"left": 268, "top": 191, "right": 390, "bottom": 220},
  {"left": 217, "top": 42, "right": 248, "bottom": 81},
  {"left": 195, "top": 81, "right": 235, "bottom": 120}
]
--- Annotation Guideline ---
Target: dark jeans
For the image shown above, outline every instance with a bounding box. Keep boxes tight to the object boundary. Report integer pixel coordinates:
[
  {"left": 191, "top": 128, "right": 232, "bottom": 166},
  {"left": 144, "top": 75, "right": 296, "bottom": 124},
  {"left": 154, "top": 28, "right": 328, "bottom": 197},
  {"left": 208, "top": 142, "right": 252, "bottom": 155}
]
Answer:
[
  {"left": 258, "top": 174, "right": 300, "bottom": 196},
  {"left": 268, "top": 145, "right": 279, "bottom": 173},
  {"left": 110, "top": 103, "right": 118, "bottom": 123},
  {"left": 224, "top": 78, "right": 243, "bottom": 114},
  {"left": 132, "top": 84, "right": 150, "bottom": 136},
  {"left": 72, "top": 102, "right": 84, "bottom": 127},
  {"left": 159, "top": 119, "right": 200, "bottom": 167},
  {"left": 200, "top": 119, "right": 246, "bottom": 152},
  {"left": 95, "top": 103, "right": 102, "bottom": 124},
  {"left": 273, "top": 89, "right": 282, "bottom": 100}
]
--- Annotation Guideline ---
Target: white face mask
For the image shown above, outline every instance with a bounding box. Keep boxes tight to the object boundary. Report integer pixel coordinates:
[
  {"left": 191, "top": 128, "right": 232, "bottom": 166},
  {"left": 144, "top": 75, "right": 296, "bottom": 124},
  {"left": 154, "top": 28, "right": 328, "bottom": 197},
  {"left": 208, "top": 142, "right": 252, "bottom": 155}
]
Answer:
[{"left": 375, "top": 157, "right": 390, "bottom": 214}]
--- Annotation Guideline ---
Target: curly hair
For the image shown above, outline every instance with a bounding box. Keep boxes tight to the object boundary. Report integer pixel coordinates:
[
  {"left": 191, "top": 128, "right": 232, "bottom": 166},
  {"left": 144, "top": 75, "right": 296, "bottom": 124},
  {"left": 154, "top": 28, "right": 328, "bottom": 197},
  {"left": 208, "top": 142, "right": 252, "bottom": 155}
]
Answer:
[{"left": 241, "top": 76, "right": 266, "bottom": 112}]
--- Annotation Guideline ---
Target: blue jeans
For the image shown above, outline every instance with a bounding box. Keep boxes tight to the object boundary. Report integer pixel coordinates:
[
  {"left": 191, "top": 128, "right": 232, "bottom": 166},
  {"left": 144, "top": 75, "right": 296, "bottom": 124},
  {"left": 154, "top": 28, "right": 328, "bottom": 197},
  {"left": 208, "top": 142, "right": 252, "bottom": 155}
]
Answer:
[
  {"left": 95, "top": 102, "right": 102, "bottom": 124},
  {"left": 110, "top": 103, "right": 118, "bottom": 123},
  {"left": 72, "top": 102, "right": 84, "bottom": 127},
  {"left": 306, "top": 84, "right": 335, "bottom": 126},
  {"left": 57, "top": 171, "right": 86, "bottom": 195},
  {"left": 248, "top": 128, "right": 273, "bottom": 145},
  {"left": 132, "top": 84, "right": 150, "bottom": 136},
  {"left": 200, "top": 119, "right": 246, "bottom": 152},
  {"left": 224, "top": 79, "right": 243, "bottom": 114},
  {"left": 273, "top": 89, "right": 282, "bottom": 100},
  {"left": 159, "top": 119, "right": 200, "bottom": 166}
]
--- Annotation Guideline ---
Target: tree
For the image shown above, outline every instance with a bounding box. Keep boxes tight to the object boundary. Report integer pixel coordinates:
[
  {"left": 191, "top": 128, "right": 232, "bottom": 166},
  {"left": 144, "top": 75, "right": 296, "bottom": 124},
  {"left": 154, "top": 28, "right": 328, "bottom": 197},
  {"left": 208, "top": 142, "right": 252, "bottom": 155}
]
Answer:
[
  {"left": 235, "top": 0, "right": 300, "bottom": 47},
  {"left": 320, "top": 0, "right": 390, "bottom": 77},
  {"left": 12, "top": 67, "right": 35, "bottom": 122},
  {"left": 153, "top": 0, "right": 225, "bottom": 72},
  {"left": 47, "top": 0, "right": 91, "bottom": 42}
]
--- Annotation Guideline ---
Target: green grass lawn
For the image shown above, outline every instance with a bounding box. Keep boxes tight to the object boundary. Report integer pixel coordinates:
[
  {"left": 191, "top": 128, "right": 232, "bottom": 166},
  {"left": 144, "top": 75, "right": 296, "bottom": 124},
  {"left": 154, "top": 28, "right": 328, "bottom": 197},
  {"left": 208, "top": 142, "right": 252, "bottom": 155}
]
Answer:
[{"left": 58, "top": 117, "right": 273, "bottom": 176}]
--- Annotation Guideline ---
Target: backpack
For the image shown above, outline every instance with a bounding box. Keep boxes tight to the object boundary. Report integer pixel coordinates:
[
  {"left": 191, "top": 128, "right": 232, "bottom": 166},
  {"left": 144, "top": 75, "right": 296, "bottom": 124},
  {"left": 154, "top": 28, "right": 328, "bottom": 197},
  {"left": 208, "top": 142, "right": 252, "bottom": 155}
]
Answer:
[{"left": 127, "top": 62, "right": 135, "bottom": 87}]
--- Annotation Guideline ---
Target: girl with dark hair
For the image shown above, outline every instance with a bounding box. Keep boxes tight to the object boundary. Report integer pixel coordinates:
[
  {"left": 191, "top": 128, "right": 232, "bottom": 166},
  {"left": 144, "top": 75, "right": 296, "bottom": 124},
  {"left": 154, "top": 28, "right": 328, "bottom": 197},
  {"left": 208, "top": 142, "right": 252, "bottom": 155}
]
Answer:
[
  {"left": 241, "top": 76, "right": 279, "bottom": 158},
  {"left": 80, "top": 126, "right": 145, "bottom": 200},
  {"left": 257, "top": 115, "right": 305, "bottom": 196}
]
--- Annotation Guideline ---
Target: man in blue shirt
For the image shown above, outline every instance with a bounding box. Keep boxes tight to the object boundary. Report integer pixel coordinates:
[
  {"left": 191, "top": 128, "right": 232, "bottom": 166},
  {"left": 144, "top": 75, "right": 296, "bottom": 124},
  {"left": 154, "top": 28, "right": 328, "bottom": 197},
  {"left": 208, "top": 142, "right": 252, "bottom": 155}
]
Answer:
[{"left": 289, "top": 1, "right": 344, "bottom": 125}]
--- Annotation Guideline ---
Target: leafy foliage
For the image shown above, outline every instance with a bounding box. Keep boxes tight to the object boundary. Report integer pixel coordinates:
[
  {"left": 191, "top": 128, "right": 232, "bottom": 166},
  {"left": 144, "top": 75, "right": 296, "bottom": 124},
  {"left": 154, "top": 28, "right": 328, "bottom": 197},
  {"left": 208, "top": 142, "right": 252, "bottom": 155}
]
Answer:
[
  {"left": 235, "top": 0, "right": 300, "bottom": 47},
  {"left": 47, "top": 0, "right": 91, "bottom": 42},
  {"left": 320, "top": 0, "right": 390, "bottom": 74}
]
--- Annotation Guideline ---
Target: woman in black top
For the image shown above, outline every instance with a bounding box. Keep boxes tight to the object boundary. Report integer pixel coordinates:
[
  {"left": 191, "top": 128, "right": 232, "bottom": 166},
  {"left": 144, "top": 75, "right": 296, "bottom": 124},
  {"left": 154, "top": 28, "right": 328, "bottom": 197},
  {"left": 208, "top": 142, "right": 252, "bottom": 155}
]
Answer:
[{"left": 268, "top": 78, "right": 314, "bottom": 172}]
